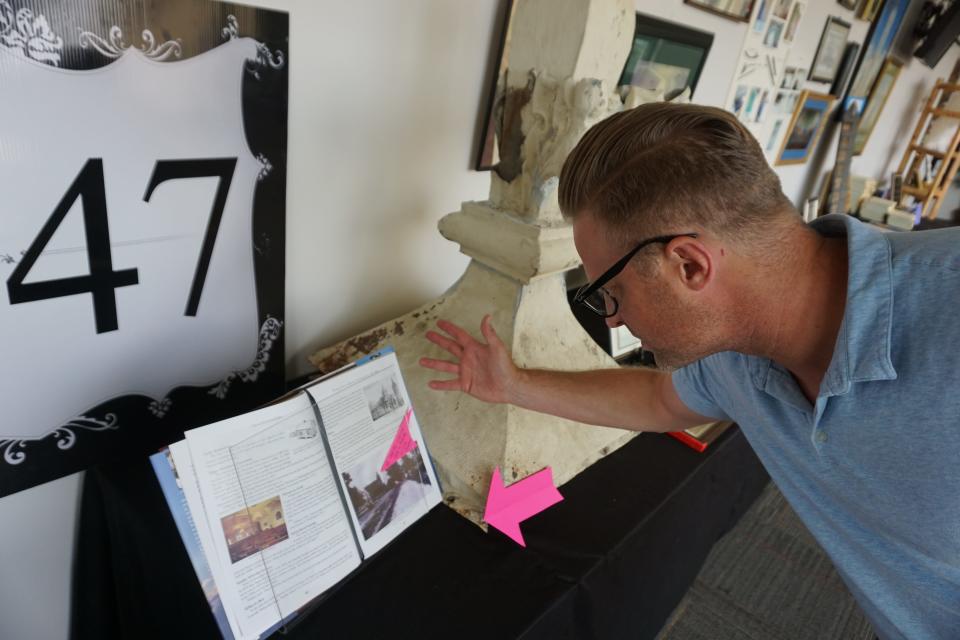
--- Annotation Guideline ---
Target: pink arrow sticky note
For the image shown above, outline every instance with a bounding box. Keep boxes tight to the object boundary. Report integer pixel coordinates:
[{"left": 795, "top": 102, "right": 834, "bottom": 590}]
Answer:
[
  {"left": 380, "top": 408, "right": 416, "bottom": 471},
  {"left": 483, "top": 467, "right": 564, "bottom": 547}
]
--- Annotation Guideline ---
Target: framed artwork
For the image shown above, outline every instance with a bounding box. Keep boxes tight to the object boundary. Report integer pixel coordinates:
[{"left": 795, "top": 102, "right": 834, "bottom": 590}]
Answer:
[
  {"left": 830, "top": 42, "right": 861, "bottom": 96},
  {"left": 776, "top": 90, "right": 836, "bottom": 165},
  {"left": 618, "top": 13, "right": 714, "bottom": 100},
  {"left": 772, "top": 0, "right": 792, "bottom": 20},
  {"left": 809, "top": 16, "right": 851, "bottom": 83},
  {"left": 846, "top": 0, "right": 911, "bottom": 101},
  {"left": 0, "top": 0, "right": 288, "bottom": 496},
  {"left": 853, "top": 58, "right": 903, "bottom": 155},
  {"left": 784, "top": 2, "right": 804, "bottom": 43},
  {"left": 684, "top": 0, "right": 756, "bottom": 23},
  {"left": 764, "top": 19, "right": 785, "bottom": 47},
  {"left": 754, "top": 0, "right": 770, "bottom": 32},
  {"left": 856, "top": 0, "right": 882, "bottom": 22},
  {"left": 475, "top": 0, "right": 516, "bottom": 171}
]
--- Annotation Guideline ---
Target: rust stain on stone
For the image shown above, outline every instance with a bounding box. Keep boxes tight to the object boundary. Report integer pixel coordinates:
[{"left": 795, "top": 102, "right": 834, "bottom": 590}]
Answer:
[{"left": 314, "top": 328, "right": 388, "bottom": 374}]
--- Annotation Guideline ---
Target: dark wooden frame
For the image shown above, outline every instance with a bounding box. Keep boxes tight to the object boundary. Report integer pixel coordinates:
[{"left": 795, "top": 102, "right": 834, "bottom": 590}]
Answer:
[
  {"left": 618, "top": 13, "right": 714, "bottom": 98},
  {"left": 809, "top": 16, "right": 852, "bottom": 84},
  {"left": 684, "top": 0, "right": 756, "bottom": 23}
]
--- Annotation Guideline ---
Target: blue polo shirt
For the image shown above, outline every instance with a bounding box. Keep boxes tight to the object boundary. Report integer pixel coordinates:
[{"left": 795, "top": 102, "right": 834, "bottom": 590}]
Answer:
[{"left": 672, "top": 214, "right": 960, "bottom": 639}]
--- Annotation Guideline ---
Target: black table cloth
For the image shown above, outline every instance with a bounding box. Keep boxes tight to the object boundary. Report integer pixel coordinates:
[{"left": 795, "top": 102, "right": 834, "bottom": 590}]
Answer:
[{"left": 72, "top": 426, "right": 768, "bottom": 640}]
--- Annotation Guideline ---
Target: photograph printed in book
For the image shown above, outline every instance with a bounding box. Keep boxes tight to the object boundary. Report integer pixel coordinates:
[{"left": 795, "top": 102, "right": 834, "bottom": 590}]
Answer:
[
  {"left": 342, "top": 446, "right": 433, "bottom": 540},
  {"left": 364, "top": 376, "right": 405, "bottom": 421},
  {"left": 221, "top": 496, "right": 289, "bottom": 564}
]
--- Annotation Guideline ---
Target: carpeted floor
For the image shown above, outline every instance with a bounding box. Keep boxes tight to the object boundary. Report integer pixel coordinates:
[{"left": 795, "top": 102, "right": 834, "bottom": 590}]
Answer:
[{"left": 656, "top": 483, "right": 876, "bottom": 640}]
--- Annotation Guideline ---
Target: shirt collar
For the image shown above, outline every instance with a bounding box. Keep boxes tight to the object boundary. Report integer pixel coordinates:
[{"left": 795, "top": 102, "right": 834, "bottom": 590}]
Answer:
[{"left": 749, "top": 214, "right": 897, "bottom": 399}]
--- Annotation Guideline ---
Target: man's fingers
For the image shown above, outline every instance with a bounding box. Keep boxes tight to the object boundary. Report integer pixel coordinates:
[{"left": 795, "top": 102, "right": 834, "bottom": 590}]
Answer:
[
  {"left": 480, "top": 314, "right": 501, "bottom": 346},
  {"left": 419, "top": 357, "right": 459, "bottom": 374},
  {"left": 425, "top": 330, "right": 463, "bottom": 356},
  {"left": 428, "top": 379, "right": 462, "bottom": 391},
  {"left": 436, "top": 319, "right": 477, "bottom": 347}
]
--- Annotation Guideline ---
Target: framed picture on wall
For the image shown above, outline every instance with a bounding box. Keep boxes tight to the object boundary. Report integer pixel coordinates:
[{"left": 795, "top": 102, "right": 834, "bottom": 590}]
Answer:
[
  {"left": 784, "top": 2, "right": 804, "bottom": 43},
  {"left": 475, "top": 0, "right": 516, "bottom": 171},
  {"left": 776, "top": 90, "right": 836, "bottom": 165},
  {"left": 684, "top": 0, "right": 756, "bottom": 23},
  {"left": 618, "top": 13, "right": 714, "bottom": 100},
  {"left": 829, "top": 42, "right": 861, "bottom": 96},
  {"left": 809, "top": 16, "right": 851, "bottom": 83},
  {"left": 856, "top": 0, "right": 882, "bottom": 22},
  {"left": 846, "top": 0, "right": 911, "bottom": 102},
  {"left": 853, "top": 58, "right": 903, "bottom": 155}
]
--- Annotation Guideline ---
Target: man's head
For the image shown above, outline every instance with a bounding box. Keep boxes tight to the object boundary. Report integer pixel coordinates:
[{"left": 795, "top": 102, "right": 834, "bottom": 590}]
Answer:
[{"left": 560, "top": 102, "right": 798, "bottom": 369}]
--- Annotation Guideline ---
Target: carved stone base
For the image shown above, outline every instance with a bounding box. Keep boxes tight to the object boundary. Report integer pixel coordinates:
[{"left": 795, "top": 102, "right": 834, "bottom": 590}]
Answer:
[{"left": 310, "top": 232, "right": 637, "bottom": 526}]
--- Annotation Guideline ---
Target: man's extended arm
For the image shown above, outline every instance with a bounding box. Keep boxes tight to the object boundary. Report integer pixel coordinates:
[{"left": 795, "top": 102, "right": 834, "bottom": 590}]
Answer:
[{"left": 419, "top": 316, "right": 713, "bottom": 433}]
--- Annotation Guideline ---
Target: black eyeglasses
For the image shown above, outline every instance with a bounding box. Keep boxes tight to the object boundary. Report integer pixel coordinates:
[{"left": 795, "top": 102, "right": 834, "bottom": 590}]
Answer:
[{"left": 573, "top": 233, "right": 698, "bottom": 318}]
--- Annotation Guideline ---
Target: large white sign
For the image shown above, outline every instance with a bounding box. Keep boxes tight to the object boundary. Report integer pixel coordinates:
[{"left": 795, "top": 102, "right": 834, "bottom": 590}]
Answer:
[{"left": 0, "top": 37, "right": 267, "bottom": 440}]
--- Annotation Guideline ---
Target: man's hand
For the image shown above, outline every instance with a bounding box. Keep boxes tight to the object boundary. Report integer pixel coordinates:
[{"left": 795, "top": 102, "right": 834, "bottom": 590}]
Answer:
[{"left": 420, "top": 315, "right": 518, "bottom": 404}]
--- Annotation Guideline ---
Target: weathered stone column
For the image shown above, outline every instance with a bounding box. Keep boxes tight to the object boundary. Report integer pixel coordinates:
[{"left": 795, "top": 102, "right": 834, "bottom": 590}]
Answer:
[{"left": 310, "top": 0, "right": 635, "bottom": 525}]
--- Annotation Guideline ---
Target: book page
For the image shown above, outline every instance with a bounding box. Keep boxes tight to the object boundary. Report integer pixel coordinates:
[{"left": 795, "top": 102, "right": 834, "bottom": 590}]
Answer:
[
  {"left": 161, "top": 443, "right": 247, "bottom": 640},
  {"left": 305, "top": 350, "right": 442, "bottom": 557},
  {"left": 185, "top": 395, "right": 361, "bottom": 638}
]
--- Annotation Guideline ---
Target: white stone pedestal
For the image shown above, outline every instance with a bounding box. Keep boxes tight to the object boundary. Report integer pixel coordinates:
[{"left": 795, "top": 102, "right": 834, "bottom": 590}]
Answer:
[{"left": 310, "top": 0, "right": 639, "bottom": 525}]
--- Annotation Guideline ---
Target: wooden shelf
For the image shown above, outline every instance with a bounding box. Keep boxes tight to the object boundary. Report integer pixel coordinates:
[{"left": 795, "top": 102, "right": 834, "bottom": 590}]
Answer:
[{"left": 896, "top": 79, "right": 960, "bottom": 219}]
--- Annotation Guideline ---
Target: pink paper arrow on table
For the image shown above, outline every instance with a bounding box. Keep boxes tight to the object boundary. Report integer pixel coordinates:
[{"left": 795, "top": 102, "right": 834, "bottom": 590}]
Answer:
[
  {"left": 380, "top": 408, "right": 416, "bottom": 471},
  {"left": 483, "top": 466, "right": 564, "bottom": 547}
]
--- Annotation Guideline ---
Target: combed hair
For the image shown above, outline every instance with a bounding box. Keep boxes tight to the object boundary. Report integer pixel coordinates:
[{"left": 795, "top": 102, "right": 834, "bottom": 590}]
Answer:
[{"left": 559, "top": 102, "right": 795, "bottom": 251}]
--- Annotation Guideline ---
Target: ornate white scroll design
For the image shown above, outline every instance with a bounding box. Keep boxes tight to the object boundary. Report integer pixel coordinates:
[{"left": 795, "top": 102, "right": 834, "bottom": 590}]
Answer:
[
  {"left": 78, "top": 25, "right": 182, "bottom": 61},
  {"left": 256, "top": 154, "right": 273, "bottom": 181},
  {"left": 0, "top": 414, "right": 119, "bottom": 465},
  {"left": 209, "top": 316, "right": 283, "bottom": 399},
  {"left": 148, "top": 397, "right": 172, "bottom": 419},
  {"left": 221, "top": 14, "right": 285, "bottom": 81},
  {"left": 0, "top": 0, "right": 63, "bottom": 66}
]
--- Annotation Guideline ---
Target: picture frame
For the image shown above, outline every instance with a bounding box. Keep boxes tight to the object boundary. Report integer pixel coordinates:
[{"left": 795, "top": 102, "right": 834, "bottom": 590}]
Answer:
[
  {"left": 771, "top": 0, "right": 792, "bottom": 20},
  {"left": 475, "top": 0, "right": 516, "bottom": 171},
  {"left": 784, "top": 2, "right": 804, "bottom": 43},
  {"left": 856, "top": 0, "right": 882, "bottom": 22},
  {"left": 829, "top": 42, "right": 861, "bottom": 96},
  {"left": 809, "top": 16, "right": 851, "bottom": 84},
  {"left": 846, "top": 0, "right": 910, "bottom": 102},
  {"left": 764, "top": 19, "right": 785, "bottom": 48},
  {"left": 684, "top": 0, "right": 756, "bottom": 23},
  {"left": 853, "top": 57, "right": 903, "bottom": 155},
  {"left": 618, "top": 13, "right": 714, "bottom": 100},
  {"left": 776, "top": 90, "right": 836, "bottom": 165}
]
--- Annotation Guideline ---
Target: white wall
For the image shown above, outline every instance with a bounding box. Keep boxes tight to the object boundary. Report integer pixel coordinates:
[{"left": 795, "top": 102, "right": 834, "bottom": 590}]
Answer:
[{"left": 2, "top": 1, "right": 957, "bottom": 638}]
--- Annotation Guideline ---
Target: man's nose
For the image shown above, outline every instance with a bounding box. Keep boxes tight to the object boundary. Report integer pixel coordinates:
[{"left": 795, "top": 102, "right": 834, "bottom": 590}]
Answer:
[{"left": 604, "top": 311, "right": 624, "bottom": 329}]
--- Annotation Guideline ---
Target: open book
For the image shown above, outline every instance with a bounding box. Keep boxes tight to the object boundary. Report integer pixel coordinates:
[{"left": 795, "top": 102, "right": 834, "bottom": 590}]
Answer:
[{"left": 150, "top": 349, "right": 442, "bottom": 639}]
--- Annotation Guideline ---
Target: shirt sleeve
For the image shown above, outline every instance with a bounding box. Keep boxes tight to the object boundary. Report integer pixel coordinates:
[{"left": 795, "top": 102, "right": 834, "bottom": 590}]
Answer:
[{"left": 671, "top": 357, "right": 731, "bottom": 421}]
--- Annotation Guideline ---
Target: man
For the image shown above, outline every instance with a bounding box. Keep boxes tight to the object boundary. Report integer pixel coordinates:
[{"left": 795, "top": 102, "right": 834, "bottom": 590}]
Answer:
[{"left": 419, "top": 103, "right": 960, "bottom": 639}]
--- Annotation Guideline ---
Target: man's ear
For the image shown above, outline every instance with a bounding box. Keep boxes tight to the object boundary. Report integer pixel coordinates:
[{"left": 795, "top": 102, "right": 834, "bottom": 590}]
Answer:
[{"left": 665, "top": 237, "right": 713, "bottom": 291}]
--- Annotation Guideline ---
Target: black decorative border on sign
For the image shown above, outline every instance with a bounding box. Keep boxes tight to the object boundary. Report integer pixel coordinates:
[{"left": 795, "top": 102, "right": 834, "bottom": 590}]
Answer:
[{"left": 0, "top": 0, "right": 288, "bottom": 496}]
